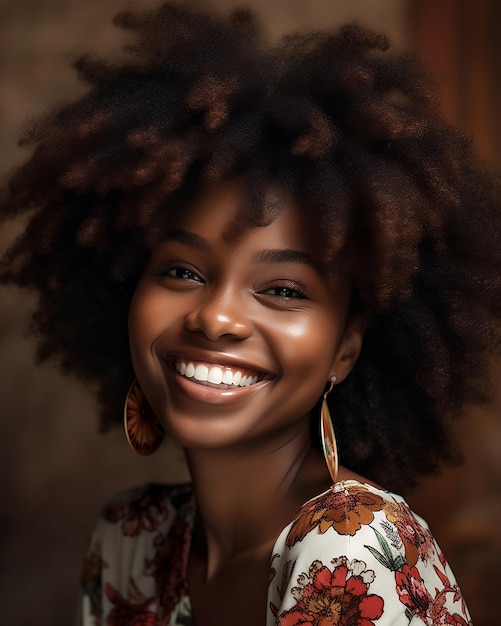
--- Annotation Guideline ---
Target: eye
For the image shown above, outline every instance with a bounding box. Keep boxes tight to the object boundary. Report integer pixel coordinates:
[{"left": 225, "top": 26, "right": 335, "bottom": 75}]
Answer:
[
  {"left": 157, "top": 266, "right": 204, "bottom": 283},
  {"left": 259, "top": 281, "right": 308, "bottom": 300}
]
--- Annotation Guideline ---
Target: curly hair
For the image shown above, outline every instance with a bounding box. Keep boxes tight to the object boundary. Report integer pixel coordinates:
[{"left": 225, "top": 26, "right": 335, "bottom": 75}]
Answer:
[{"left": 1, "top": 3, "right": 500, "bottom": 493}]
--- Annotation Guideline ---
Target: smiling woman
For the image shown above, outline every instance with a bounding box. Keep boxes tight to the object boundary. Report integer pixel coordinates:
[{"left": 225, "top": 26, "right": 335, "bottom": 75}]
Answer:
[{"left": 1, "top": 3, "right": 500, "bottom": 625}]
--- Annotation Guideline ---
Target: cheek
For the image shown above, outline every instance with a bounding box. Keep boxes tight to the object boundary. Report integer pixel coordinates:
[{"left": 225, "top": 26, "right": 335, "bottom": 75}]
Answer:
[
  {"left": 265, "top": 312, "right": 340, "bottom": 405},
  {"left": 276, "top": 314, "right": 338, "bottom": 370},
  {"left": 257, "top": 314, "right": 337, "bottom": 426}
]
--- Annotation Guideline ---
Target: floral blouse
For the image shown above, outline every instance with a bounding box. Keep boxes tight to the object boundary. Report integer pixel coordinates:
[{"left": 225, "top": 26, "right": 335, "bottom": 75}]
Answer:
[{"left": 80, "top": 480, "right": 472, "bottom": 625}]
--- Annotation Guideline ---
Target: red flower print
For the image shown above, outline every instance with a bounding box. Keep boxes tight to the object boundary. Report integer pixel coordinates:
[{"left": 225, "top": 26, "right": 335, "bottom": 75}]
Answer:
[
  {"left": 286, "top": 486, "right": 385, "bottom": 547},
  {"left": 395, "top": 564, "right": 432, "bottom": 619},
  {"left": 147, "top": 516, "right": 191, "bottom": 617},
  {"left": 104, "top": 485, "right": 169, "bottom": 537},
  {"left": 105, "top": 579, "right": 157, "bottom": 626},
  {"left": 277, "top": 557, "right": 384, "bottom": 626},
  {"left": 394, "top": 564, "right": 470, "bottom": 625}
]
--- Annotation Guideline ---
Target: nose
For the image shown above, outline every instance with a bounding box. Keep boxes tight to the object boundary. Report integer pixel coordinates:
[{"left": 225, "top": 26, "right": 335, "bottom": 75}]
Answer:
[{"left": 184, "top": 286, "right": 253, "bottom": 341}]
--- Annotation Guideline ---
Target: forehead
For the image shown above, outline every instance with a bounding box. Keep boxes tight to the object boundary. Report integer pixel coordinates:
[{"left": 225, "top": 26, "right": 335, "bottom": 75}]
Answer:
[{"left": 166, "top": 181, "right": 324, "bottom": 258}]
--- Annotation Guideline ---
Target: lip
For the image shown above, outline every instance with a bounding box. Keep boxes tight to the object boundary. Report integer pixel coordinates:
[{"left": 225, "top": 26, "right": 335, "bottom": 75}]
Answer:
[{"left": 173, "top": 371, "right": 274, "bottom": 404}]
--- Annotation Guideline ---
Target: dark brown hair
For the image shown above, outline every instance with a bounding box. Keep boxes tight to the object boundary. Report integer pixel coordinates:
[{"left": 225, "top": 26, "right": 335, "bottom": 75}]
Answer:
[{"left": 2, "top": 3, "right": 501, "bottom": 492}]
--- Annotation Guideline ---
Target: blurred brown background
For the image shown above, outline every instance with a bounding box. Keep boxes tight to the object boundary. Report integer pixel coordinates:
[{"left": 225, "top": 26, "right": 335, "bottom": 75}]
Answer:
[{"left": 0, "top": 1, "right": 500, "bottom": 625}]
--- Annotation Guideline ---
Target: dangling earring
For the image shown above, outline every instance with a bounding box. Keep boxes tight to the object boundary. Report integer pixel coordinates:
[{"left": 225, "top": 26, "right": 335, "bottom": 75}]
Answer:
[
  {"left": 320, "top": 375, "right": 338, "bottom": 484},
  {"left": 124, "top": 379, "right": 165, "bottom": 456}
]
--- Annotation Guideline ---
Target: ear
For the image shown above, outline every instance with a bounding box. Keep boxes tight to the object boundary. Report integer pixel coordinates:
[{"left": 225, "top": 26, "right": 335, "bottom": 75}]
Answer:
[{"left": 328, "top": 316, "right": 365, "bottom": 384}]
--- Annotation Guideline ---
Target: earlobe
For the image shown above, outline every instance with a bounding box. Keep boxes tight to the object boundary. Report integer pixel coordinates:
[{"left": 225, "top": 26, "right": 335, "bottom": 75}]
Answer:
[{"left": 329, "top": 317, "right": 365, "bottom": 383}]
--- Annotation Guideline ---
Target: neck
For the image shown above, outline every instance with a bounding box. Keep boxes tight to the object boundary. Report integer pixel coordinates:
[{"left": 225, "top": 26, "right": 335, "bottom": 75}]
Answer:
[{"left": 185, "top": 419, "right": 329, "bottom": 577}]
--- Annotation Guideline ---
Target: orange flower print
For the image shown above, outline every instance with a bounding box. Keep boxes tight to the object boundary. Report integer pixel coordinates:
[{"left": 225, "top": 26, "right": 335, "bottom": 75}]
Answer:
[
  {"left": 105, "top": 578, "right": 157, "bottom": 626},
  {"left": 275, "top": 557, "right": 384, "bottom": 626},
  {"left": 286, "top": 485, "right": 385, "bottom": 547},
  {"left": 383, "top": 501, "right": 434, "bottom": 566}
]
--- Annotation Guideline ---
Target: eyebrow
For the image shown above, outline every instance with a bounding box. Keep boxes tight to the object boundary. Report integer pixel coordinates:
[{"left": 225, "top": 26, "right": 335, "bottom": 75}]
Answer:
[
  {"left": 163, "top": 230, "right": 318, "bottom": 270},
  {"left": 163, "top": 229, "right": 211, "bottom": 252},
  {"left": 254, "top": 249, "right": 318, "bottom": 270}
]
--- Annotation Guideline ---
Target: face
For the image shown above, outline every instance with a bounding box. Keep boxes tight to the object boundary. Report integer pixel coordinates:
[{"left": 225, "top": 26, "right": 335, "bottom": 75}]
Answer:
[{"left": 128, "top": 182, "right": 362, "bottom": 451}]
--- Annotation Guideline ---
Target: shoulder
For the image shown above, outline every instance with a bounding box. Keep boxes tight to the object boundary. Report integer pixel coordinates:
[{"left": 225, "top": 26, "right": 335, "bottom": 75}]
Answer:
[
  {"left": 87, "top": 482, "right": 194, "bottom": 554},
  {"left": 85, "top": 484, "right": 195, "bottom": 562},
  {"left": 267, "top": 480, "right": 472, "bottom": 626},
  {"left": 284, "top": 480, "right": 401, "bottom": 547},
  {"left": 81, "top": 483, "right": 194, "bottom": 624},
  {"left": 276, "top": 479, "right": 435, "bottom": 565},
  {"left": 99, "top": 482, "right": 194, "bottom": 535}
]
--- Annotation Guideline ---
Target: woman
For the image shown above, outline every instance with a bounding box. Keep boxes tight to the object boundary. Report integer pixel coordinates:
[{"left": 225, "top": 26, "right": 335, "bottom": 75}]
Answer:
[{"left": 1, "top": 4, "right": 500, "bottom": 624}]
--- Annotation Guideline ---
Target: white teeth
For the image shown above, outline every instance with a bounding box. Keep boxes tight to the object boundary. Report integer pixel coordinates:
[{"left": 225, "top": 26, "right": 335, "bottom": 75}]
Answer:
[
  {"left": 207, "top": 366, "right": 223, "bottom": 384},
  {"left": 232, "top": 371, "right": 242, "bottom": 386},
  {"left": 176, "top": 361, "right": 261, "bottom": 387},
  {"left": 194, "top": 364, "right": 209, "bottom": 381}
]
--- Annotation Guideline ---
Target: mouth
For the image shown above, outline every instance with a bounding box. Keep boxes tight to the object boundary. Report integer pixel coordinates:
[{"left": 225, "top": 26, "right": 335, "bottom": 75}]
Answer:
[{"left": 174, "top": 359, "right": 266, "bottom": 390}]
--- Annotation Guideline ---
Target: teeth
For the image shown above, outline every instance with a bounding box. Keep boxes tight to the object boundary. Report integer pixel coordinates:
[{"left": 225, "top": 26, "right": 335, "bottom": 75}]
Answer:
[
  {"left": 232, "top": 371, "right": 242, "bottom": 386},
  {"left": 176, "top": 361, "right": 261, "bottom": 388},
  {"left": 194, "top": 364, "right": 208, "bottom": 381},
  {"left": 207, "top": 367, "right": 223, "bottom": 384}
]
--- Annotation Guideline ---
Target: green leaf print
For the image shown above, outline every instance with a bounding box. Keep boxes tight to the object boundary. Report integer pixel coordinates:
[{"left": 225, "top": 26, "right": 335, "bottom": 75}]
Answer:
[{"left": 365, "top": 528, "right": 405, "bottom": 572}]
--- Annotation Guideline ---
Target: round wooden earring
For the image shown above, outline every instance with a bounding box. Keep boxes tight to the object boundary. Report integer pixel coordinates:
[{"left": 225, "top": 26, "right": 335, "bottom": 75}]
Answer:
[{"left": 124, "top": 379, "right": 165, "bottom": 456}]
